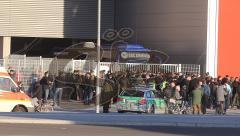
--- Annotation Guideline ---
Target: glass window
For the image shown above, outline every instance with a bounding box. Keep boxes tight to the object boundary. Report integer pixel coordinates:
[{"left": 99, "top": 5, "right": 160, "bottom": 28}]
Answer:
[
  {"left": 120, "top": 89, "right": 144, "bottom": 97},
  {"left": 0, "top": 78, "right": 16, "bottom": 92}
]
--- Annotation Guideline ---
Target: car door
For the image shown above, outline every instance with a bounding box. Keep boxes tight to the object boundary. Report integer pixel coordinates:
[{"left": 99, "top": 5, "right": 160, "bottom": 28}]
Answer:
[{"left": 0, "top": 77, "right": 19, "bottom": 112}]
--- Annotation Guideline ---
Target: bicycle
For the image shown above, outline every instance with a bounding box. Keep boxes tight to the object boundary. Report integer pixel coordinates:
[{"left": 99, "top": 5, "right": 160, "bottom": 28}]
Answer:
[
  {"left": 167, "top": 98, "right": 192, "bottom": 114},
  {"left": 32, "top": 98, "right": 54, "bottom": 112}
]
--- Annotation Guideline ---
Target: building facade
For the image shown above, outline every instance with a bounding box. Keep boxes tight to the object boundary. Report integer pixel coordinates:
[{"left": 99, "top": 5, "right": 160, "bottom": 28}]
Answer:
[{"left": 0, "top": 0, "right": 239, "bottom": 77}]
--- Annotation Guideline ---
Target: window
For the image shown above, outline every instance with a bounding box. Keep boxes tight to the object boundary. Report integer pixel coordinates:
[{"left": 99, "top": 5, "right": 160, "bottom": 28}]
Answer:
[
  {"left": 0, "top": 78, "right": 16, "bottom": 92},
  {"left": 120, "top": 89, "right": 144, "bottom": 97}
]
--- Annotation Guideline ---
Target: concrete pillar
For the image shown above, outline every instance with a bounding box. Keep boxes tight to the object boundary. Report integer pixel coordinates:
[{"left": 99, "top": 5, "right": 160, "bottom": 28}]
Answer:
[
  {"left": 206, "top": 0, "right": 219, "bottom": 78},
  {"left": 0, "top": 36, "right": 11, "bottom": 59}
]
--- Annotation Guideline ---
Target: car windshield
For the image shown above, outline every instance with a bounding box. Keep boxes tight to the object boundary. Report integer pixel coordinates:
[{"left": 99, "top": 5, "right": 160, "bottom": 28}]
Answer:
[{"left": 120, "top": 89, "right": 144, "bottom": 97}]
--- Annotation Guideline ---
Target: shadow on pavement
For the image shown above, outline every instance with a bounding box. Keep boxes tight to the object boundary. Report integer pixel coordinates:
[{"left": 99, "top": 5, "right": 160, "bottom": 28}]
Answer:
[{"left": 85, "top": 124, "right": 240, "bottom": 136}]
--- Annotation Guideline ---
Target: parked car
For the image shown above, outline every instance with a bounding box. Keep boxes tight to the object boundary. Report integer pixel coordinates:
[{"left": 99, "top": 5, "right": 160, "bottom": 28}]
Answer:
[
  {"left": 116, "top": 86, "right": 167, "bottom": 114},
  {"left": 0, "top": 67, "right": 34, "bottom": 112}
]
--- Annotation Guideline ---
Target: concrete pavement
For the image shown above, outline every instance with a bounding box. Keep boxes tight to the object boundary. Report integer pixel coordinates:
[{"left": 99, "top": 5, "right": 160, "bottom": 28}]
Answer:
[
  {"left": 59, "top": 101, "right": 240, "bottom": 115},
  {"left": 1, "top": 101, "right": 240, "bottom": 128},
  {"left": 1, "top": 112, "right": 240, "bottom": 128}
]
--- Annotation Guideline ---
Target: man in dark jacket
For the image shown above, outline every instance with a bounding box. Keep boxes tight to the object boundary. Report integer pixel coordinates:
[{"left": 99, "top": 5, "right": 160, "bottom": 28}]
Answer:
[
  {"left": 101, "top": 73, "right": 116, "bottom": 113},
  {"left": 164, "top": 81, "right": 176, "bottom": 99},
  {"left": 83, "top": 73, "right": 94, "bottom": 105},
  {"left": 54, "top": 72, "right": 65, "bottom": 107},
  {"left": 40, "top": 71, "right": 52, "bottom": 101},
  {"left": 118, "top": 73, "right": 129, "bottom": 94},
  {"left": 201, "top": 79, "right": 211, "bottom": 114},
  {"left": 72, "top": 70, "right": 82, "bottom": 101},
  {"left": 232, "top": 77, "right": 239, "bottom": 107}
]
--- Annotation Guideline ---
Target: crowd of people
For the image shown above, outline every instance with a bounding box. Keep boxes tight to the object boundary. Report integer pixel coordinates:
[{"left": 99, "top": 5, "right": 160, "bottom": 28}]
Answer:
[
  {"left": 112, "top": 71, "right": 240, "bottom": 115},
  {"left": 8, "top": 66, "right": 240, "bottom": 114}
]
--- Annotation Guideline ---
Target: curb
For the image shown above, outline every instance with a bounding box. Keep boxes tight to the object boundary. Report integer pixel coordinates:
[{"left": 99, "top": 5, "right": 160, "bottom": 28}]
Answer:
[{"left": 0, "top": 118, "right": 74, "bottom": 125}]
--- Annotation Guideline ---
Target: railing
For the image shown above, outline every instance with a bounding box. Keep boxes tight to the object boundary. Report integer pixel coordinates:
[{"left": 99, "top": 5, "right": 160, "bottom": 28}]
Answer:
[
  {"left": 73, "top": 61, "right": 200, "bottom": 75},
  {"left": 0, "top": 55, "right": 201, "bottom": 91}
]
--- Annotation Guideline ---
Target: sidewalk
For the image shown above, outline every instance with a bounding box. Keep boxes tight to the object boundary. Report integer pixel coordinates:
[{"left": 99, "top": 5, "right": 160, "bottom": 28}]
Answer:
[
  {"left": 59, "top": 101, "right": 240, "bottom": 115},
  {"left": 1, "top": 112, "right": 240, "bottom": 128}
]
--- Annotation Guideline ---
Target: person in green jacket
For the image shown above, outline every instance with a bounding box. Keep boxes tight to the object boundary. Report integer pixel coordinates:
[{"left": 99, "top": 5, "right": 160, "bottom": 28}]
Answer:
[{"left": 192, "top": 79, "right": 204, "bottom": 115}]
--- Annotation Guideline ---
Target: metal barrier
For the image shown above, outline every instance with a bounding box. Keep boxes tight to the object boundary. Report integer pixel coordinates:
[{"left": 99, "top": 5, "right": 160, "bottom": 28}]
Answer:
[
  {"left": 0, "top": 56, "right": 201, "bottom": 91},
  {"left": 73, "top": 61, "right": 201, "bottom": 75}
]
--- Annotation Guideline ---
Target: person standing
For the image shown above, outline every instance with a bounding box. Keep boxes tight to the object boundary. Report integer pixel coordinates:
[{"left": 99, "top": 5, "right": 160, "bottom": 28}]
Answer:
[
  {"left": 79, "top": 71, "right": 85, "bottom": 101},
  {"left": 101, "top": 73, "right": 115, "bottom": 113},
  {"left": 201, "top": 79, "right": 211, "bottom": 114},
  {"left": 90, "top": 71, "right": 96, "bottom": 104},
  {"left": 118, "top": 73, "right": 129, "bottom": 94},
  {"left": 54, "top": 72, "right": 64, "bottom": 108},
  {"left": 29, "top": 73, "right": 40, "bottom": 97},
  {"left": 224, "top": 78, "right": 232, "bottom": 113},
  {"left": 72, "top": 70, "right": 81, "bottom": 101},
  {"left": 188, "top": 76, "right": 198, "bottom": 107},
  {"left": 174, "top": 85, "right": 182, "bottom": 101},
  {"left": 40, "top": 72, "right": 52, "bottom": 102},
  {"left": 83, "top": 73, "right": 94, "bottom": 105},
  {"left": 192, "top": 79, "right": 204, "bottom": 115},
  {"left": 165, "top": 81, "right": 176, "bottom": 99},
  {"left": 209, "top": 78, "right": 218, "bottom": 109},
  {"left": 216, "top": 79, "right": 227, "bottom": 115},
  {"left": 232, "top": 77, "right": 239, "bottom": 108}
]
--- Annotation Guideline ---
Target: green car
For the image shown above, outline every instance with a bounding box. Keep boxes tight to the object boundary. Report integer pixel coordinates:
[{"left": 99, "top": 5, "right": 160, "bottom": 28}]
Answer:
[{"left": 116, "top": 86, "right": 167, "bottom": 114}]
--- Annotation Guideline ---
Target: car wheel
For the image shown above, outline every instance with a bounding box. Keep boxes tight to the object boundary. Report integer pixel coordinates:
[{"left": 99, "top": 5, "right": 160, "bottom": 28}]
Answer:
[{"left": 12, "top": 106, "right": 27, "bottom": 112}]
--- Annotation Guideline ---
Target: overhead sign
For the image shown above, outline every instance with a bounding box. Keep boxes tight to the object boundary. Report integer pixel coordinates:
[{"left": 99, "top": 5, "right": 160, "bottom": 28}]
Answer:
[{"left": 121, "top": 52, "right": 150, "bottom": 59}]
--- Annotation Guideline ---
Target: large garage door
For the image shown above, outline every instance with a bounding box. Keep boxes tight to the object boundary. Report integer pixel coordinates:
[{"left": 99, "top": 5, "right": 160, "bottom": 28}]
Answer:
[{"left": 115, "top": 0, "right": 208, "bottom": 65}]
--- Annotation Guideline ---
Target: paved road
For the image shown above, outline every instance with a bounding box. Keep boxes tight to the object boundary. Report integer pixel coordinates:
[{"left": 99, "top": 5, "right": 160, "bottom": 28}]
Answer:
[
  {"left": 0, "top": 124, "right": 240, "bottom": 136},
  {"left": 1, "top": 112, "right": 240, "bottom": 128}
]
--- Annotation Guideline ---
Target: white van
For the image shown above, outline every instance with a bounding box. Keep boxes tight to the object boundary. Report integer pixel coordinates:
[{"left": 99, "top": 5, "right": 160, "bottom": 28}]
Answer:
[{"left": 0, "top": 67, "right": 34, "bottom": 112}]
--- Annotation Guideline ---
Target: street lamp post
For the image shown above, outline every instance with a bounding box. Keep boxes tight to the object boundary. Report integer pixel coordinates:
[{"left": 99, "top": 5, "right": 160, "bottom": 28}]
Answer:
[{"left": 96, "top": 0, "right": 101, "bottom": 113}]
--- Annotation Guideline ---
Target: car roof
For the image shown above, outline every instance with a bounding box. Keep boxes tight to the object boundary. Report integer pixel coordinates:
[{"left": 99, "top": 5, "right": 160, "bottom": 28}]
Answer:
[{"left": 127, "top": 86, "right": 154, "bottom": 92}]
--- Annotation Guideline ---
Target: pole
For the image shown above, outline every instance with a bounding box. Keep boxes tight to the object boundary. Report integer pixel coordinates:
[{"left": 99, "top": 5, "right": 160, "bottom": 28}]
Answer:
[{"left": 96, "top": 0, "right": 101, "bottom": 113}]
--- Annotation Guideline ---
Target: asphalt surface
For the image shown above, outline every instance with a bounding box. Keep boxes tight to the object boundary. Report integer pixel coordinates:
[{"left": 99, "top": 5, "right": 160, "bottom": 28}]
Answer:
[
  {"left": 1, "top": 112, "right": 240, "bottom": 128},
  {"left": 0, "top": 124, "right": 240, "bottom": 136}
]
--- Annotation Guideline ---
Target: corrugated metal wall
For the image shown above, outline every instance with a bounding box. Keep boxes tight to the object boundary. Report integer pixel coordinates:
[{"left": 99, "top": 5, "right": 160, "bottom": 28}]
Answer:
[
  {"left": 64, "top": 0, "right": 115, "bottom": 39},
  {"left": 0, "top": 0, "right": 11, "bottom": 36},
  {"left": 0, "top": 0, "right": 64, "bottom": 38},
  {"left": 0, "top": 0, "right": 114, "bottom": 39},
  {"left": 115, "top": 0, "right": 208, "bottom": 64}
]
